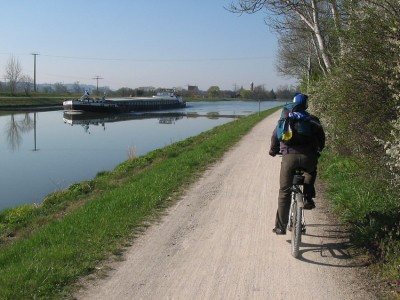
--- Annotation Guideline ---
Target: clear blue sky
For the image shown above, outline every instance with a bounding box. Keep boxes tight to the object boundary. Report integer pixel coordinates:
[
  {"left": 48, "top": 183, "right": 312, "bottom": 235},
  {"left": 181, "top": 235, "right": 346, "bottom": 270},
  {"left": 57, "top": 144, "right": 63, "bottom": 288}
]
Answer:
[{"left": 0, "top": 0, "right": 296, "bottom": 91}]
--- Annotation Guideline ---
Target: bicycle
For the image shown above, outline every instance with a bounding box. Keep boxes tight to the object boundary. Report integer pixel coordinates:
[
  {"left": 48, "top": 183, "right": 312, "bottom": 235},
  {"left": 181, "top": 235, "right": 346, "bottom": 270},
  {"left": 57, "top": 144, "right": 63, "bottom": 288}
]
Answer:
[{"left": 287, "top": 169, "right": 307, "bottom": 258}]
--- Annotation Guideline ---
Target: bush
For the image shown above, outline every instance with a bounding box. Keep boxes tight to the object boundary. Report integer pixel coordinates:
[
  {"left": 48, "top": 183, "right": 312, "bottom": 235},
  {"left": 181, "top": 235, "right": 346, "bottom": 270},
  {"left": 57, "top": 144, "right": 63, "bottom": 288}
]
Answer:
[{"left": 2, "top": 205, "right": 36, "bottom": 225}]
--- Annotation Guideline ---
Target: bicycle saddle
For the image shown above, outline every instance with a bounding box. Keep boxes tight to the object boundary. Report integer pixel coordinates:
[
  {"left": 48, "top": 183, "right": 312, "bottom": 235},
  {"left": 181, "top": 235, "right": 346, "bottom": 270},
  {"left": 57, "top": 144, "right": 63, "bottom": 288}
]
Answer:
[{"left": 292, "top": 169, "right": 305, "bottom": 185}]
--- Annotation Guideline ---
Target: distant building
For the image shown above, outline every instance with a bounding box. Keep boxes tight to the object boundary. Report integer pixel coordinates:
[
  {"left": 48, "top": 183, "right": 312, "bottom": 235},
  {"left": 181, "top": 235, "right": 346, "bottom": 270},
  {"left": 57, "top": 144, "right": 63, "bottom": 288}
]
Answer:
[
  {"left": 188, "top": 85, "right": 199, "bottom": 93},
  {"left": 187, "top": 85, "right": 200, "bottom": 97}
]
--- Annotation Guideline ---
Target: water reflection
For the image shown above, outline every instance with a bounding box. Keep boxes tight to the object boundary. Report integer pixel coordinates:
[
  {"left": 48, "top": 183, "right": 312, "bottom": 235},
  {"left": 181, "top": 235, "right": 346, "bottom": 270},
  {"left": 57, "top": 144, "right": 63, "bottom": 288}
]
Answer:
[
  {"left": 4, "top": 112, "right": 38, "bottom": 151},
  {"left": 2, "top": 110, "right": 241, "bottom": 150},
  {"left": 62, "top": 111, "right": 239, "bottom": 134},
  {"left": 63, "top": 112, "right": 186, "bottom": 133}
]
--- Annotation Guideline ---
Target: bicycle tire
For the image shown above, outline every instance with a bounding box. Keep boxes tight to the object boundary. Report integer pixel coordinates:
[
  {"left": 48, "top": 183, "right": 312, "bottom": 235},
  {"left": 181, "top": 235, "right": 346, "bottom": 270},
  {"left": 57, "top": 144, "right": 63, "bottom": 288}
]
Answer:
[{"left": 291, "top": 193, "right": 303, "bottom": 258}]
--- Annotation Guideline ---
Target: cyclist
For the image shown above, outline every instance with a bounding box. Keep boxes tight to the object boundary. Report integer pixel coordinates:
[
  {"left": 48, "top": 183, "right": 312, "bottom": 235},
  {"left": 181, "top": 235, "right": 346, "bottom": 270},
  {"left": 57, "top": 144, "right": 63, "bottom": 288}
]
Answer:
[{"left": 269, "top": 93, "right": 325, "bottom": 235}]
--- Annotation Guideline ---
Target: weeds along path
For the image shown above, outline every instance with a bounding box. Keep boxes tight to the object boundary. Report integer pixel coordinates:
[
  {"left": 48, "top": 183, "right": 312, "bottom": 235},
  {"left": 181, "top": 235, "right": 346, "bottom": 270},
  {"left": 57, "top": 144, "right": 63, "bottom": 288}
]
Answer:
[{"left": 77, "top": 111, "right": 377, "bottom": 300}]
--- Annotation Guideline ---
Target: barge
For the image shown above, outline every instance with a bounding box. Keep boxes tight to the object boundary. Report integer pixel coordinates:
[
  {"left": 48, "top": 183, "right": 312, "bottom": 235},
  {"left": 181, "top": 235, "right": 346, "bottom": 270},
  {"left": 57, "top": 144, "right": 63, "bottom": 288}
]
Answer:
[{"left": 63, "top": 89, "right": 186, "bottom": 113}]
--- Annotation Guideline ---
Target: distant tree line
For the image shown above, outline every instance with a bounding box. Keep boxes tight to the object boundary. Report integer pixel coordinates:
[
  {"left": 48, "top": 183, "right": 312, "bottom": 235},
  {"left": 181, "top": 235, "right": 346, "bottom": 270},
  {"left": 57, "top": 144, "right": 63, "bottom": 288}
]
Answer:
[
  {"left": 205, "top": 84, "right": 297, "bottom": 100},
  {"left": 0, "top": 60, "right": 296, "bottom": 100}
]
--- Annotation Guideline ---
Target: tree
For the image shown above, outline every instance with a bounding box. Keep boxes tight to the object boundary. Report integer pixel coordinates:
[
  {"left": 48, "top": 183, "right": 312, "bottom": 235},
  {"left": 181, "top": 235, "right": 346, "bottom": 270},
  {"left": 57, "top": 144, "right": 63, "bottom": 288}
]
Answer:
[
  {"left": 310, "top": 0, "right": 400, "bottom": 160},
  {"left": 276, "top": 21, "right": 324, "bottom": 84},
  {"left": 42, "top": 85, "right": 53, "bottom": 93},
  {"left": 252, "top": 84, "right": 275, "bottom": 99},
  {"left": 4, "top": 56, "right": 22, "bottom": 94},
  {"left": 275, "top": 85, "right": 298, "bottom": 100},
  {"left": 99, "top": 86, "right": 111, "bottom": 96},
  {"left": 54, "top": 82, "right": 68, "bottom": 94},
  {"left": 72, "top": 81, "right": 81, "bottom": 94},
  {"left": 269, "top": 88, "right": 277, "bottom": 100},
  {"left": 20, "top": 75, "right": 33, "bottom": 96},
  {"left": 207, "top": 86, "right": 221, "bottom": 98},
  {"left": 240, "top": 89, "right": 253, "bottom": 99},
  {"left": 115, "top": 87, "right": 135, "bottom": 97},
  {"left": 228, "top": 0, "right": 346, "bottom": 77}
]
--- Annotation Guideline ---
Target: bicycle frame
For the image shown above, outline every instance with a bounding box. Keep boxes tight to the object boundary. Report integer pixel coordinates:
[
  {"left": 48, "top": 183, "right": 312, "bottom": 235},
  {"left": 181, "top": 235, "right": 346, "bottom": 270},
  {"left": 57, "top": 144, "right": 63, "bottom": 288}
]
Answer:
[{"left": 288, "top": 172, "right": 306, "bottom": 258}]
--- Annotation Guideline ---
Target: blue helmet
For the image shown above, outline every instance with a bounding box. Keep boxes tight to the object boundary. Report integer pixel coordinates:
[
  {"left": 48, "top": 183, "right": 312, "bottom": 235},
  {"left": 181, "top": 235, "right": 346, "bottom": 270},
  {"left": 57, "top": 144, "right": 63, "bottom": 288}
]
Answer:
[{"left": 293, "top": 93, "right": 308, "bottom": 109}]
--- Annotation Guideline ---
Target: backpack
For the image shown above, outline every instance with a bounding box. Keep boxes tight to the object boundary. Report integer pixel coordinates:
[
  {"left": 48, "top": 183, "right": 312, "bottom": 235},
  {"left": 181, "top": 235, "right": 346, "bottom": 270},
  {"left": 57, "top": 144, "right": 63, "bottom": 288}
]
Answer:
[{"left": 276, "top": 103, "right": 313, "bottom": 145}]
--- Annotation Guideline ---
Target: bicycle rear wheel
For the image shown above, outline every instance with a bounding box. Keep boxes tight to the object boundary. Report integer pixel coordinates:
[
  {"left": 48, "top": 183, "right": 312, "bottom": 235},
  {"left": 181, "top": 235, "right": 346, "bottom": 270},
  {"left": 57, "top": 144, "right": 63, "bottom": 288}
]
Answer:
[{"left": 291, "top": 194, "right": 303, "bottom": 258}]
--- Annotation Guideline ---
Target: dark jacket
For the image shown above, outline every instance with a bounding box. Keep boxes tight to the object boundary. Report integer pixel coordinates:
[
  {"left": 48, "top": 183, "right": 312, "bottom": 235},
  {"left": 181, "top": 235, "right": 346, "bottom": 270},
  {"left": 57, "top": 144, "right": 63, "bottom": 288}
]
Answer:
[{"left": 269, "top": 114, "right": 325, "bottom": 156}]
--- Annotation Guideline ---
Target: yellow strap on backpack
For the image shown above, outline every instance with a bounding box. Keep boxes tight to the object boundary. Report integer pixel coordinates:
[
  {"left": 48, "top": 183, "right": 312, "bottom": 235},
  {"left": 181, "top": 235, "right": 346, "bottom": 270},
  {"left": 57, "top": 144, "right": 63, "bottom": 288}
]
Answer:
[{"left": 282, "top": 119, "right": 293, "bottom": 141}]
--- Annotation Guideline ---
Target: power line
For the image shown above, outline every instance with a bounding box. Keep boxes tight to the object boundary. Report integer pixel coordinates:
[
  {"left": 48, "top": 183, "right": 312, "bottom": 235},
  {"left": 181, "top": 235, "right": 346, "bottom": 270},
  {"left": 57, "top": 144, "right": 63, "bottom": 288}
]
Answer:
[
  {"left": 92, "top": 75, "right": 103, "bottom": 96},
  {"left": 1, "top": 52, "right": 275, "bottom": 63},
  {"left": 38, "top": 53, "right": 275, "bottom": 62}
]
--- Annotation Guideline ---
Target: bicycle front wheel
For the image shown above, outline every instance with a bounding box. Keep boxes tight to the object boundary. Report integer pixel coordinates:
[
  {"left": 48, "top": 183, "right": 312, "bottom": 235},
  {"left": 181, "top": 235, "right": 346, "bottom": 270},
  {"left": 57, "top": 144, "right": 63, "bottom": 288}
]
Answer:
[{"left": 291, "top": 195, "right": 303, "bottom": 258}]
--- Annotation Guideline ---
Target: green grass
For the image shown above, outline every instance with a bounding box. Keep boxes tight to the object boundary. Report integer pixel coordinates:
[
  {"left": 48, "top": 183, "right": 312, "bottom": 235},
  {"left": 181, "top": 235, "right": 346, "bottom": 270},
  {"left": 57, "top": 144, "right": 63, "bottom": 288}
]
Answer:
[
  {"left": 0, "top": 92, "right": 79, "bottom": 107},
  {"left": 0, "top": 97, "right": 64, "bottom": 107},
  {"left": 319, "top": 151, "right": 400, "bottom": 296},
  {"left": 0, "top": 107, "right": 280, "bottom": 299}
]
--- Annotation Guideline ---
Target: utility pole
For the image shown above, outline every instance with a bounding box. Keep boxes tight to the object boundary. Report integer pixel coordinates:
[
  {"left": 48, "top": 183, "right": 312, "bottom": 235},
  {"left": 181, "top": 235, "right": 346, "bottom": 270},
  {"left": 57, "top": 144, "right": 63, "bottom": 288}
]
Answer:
[
  {"left": 31, "top": 53, "right": 39, "bottom": 92},
  {"left": 92, "top": 75, "right": 103, "bottom": 96}
]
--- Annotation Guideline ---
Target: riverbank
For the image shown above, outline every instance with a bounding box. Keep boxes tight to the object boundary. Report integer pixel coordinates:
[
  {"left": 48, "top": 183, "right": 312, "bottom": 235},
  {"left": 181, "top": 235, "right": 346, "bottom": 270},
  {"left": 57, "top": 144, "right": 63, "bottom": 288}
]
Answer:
[
  {"left": 0, "top": 107, "right": 280, "bottom": 299},
  {"left": 0, "top": 97, "right": 64, "bottom": 113},
  {"left": 0, "top": 94, "right": 67, "bottom": 108}
]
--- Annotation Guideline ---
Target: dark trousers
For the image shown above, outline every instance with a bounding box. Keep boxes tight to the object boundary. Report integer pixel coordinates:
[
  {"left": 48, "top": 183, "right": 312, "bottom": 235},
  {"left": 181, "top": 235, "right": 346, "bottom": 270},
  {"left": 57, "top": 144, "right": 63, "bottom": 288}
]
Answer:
[{"left": 274, "top": 153, "right": 318, "bottom": 230}]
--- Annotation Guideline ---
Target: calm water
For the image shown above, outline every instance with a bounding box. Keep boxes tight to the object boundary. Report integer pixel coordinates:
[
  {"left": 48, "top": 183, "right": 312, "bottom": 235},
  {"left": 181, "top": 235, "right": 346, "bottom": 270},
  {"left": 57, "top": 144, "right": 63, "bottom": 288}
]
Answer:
[{"left": 0, "top": 101, "right": 283, "bottom": 211}]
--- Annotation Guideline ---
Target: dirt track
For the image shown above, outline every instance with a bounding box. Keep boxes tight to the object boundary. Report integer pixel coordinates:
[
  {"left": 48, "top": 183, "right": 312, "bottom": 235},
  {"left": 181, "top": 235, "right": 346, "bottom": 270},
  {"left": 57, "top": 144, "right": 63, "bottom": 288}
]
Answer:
[{"left": 77, "top": 111, "right": 377, "bottom": 300}]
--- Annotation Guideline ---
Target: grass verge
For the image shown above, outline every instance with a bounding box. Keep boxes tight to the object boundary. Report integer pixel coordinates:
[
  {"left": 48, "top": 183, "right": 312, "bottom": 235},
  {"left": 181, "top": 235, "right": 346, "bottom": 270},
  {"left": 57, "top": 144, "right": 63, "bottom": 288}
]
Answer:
[
  {"left": 0, "top": 97, "right": 64, "bottom": 107},
  {"left": 0, "top": 92, "right": 76, "bottom": 107},
  {"left": 319, "top": 151, "right": 400, "bottom": 298},
  {"left": 0, "top": 107, "right": 280, "bottom": 299}
]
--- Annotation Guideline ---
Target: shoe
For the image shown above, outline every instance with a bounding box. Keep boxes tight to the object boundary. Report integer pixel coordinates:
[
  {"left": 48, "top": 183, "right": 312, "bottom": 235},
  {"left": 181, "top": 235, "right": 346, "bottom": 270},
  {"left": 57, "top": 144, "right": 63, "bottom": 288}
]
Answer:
[
  {"left": 272, "top": 227, "right": 286, "bottom": 235},
  {"left": 304, "top": 199, "right": 315, "bottom": 210}
]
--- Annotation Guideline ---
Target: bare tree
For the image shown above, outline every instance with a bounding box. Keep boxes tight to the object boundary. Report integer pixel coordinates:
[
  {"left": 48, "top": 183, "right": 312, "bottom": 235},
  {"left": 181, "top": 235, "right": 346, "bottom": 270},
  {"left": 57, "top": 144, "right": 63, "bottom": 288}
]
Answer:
[
  {"left": 228, "top": 0, "right": 346, "bottom": 75},
  {"left": 72, "top": 81, "right": 82, "bottom": 94},
  {"left": 54, "top": 82, "right": 68, "bottom": 94},
  {"left": 4, "top": 56, "right": 23, "bottom": 94},
  {"left": 6, "top": 114, "right": 22, "bottom": 151},
  {"left": 42, "top": 85, "right": 53, "bottom": 93},
  {"left": 276, "top": 20, "right": 313, "bottom": 78},
  {"left": 20, "top": 75, "right": 33, "bottom": 95}
]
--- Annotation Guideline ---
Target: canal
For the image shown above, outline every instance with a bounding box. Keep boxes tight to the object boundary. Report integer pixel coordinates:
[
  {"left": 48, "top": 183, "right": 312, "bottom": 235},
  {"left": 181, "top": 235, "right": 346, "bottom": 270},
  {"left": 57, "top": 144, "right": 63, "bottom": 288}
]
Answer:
[{"left": 0, "top": 101, "right": 283, "bottom": 211}]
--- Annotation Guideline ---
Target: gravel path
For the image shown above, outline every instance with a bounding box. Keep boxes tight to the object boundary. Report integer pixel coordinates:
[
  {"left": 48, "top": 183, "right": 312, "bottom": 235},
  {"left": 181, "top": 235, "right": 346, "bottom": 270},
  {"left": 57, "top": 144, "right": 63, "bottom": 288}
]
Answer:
[{"left": 76, "top": 111, "right": 377, "bottom": 300}]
